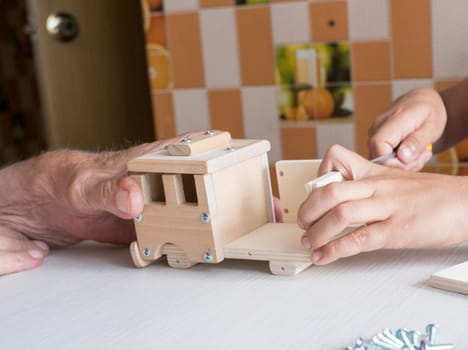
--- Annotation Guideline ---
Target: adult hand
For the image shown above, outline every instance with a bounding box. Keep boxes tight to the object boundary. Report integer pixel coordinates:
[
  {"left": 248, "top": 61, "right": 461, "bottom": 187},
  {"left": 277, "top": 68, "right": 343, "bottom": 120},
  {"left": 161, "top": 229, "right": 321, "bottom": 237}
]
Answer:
[
  {"left": 298, "top": 145, "right": 468, "bottom": 265},
  {"left": 368, "top": 88, "right": 446, "bottom": 171},
  {"left": 0, "top": 133, "right": 197, "bottom": 275},
  {"left": 0, "top": 226, "right": 50, "bottom": 275}
]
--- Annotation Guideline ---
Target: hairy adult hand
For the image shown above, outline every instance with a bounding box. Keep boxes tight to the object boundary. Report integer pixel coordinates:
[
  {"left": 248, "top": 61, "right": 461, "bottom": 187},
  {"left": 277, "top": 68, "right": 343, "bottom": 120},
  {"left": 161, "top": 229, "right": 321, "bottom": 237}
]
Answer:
[
  {"left": 298, "top": 145, "right": 468, "bottom": 265},
  {"left": 0, "top": 133, "right": 196, "bottom": 275}
]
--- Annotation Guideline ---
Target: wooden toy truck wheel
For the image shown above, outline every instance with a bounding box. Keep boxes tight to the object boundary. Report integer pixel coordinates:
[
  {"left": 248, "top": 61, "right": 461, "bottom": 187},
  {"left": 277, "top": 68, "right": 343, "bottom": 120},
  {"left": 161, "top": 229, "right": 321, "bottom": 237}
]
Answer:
[
  {"left": 164, "top": 244, "right": 197, "bottom": 269},
  {"left": 130, "top": 241, "right": 152, "bottom": 268},
  {"left": 269, "top": 261, "right": 312, "bottom": 276}
]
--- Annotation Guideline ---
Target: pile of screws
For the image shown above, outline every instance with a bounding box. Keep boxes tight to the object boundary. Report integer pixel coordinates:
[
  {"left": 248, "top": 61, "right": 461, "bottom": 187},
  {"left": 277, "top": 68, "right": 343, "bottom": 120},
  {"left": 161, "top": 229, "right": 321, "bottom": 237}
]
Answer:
[{"left": 345, "top": 324, "right": 454, "bottom": 350}]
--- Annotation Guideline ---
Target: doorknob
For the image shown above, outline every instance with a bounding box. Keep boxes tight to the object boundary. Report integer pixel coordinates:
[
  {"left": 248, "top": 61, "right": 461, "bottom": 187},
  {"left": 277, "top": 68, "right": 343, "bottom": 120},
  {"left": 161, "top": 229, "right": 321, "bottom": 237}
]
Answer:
[{"left": 46, "top": 13, "right": 79, "bottom": 42}]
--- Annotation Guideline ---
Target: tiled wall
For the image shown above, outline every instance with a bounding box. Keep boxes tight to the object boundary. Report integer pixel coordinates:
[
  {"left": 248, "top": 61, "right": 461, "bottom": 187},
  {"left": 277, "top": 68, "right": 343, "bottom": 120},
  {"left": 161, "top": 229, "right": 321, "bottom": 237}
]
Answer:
[
  {"left": 0, "top": 0, "right": 45, "bottom": 165},
  {"left": 142, "top": 0, "right": 468, "bottom": 163}
]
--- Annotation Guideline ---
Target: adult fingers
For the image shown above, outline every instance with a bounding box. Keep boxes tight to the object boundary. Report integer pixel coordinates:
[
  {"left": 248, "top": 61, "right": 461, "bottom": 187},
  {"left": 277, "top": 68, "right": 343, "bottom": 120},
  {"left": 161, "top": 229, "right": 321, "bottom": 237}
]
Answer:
[
  {"left": 75, "top": 214, "right": 136, "bottom": 245},
  {"left": 87, "top": 176, "right": 144, "bottom": 219},
  {"left": 0, "top": 228, "right": 49, "bottom": 275},
  {"left": 81, "top": 132, "right": 207, "bottom": 218},
  {"left": 301, "top": 196, "right": 390, "bottom": 250},
  {"left": 318, "top": 145, "right": 379, "bottom": 179},
  {"left": 297, "top": 180, "right": 375, "bottom": 231},
  {"left": 400, "top": 150, "right": 433, "bottom": 172},
  {"left": 0, "top": 250, "right": 45, "bottom": 275},
  {"left": 273, "top": 197, "right": 283, "bottom": 223},
  {"left": 309, "top": 221, "right": 390, "bottom": 265},
  {"left": 368, "top": 108, "right": 433, "bottom": 162},
  {"left": 380, "top": 150, "right": 433, "bottom": 171}
]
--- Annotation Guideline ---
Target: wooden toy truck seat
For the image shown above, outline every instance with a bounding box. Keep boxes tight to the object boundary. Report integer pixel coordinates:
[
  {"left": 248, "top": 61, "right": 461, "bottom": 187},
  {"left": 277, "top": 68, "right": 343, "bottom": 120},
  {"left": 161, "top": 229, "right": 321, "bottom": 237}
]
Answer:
[{"left": 127, "top": 131, "right": 319, "bottom": 276}]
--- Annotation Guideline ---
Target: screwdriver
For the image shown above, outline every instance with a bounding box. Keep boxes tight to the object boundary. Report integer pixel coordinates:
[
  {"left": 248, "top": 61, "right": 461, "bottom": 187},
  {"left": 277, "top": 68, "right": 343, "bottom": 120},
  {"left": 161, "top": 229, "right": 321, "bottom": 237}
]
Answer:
[{"left": 371, "top": 144, "right": 432, "bottom": 164}]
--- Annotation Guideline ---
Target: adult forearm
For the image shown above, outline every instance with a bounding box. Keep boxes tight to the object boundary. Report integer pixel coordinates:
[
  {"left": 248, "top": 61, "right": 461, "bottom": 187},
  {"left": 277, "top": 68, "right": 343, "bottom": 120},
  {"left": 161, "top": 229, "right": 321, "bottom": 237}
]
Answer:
[{"left": 436, "top": 78, "right": 468, "bottom": 151}]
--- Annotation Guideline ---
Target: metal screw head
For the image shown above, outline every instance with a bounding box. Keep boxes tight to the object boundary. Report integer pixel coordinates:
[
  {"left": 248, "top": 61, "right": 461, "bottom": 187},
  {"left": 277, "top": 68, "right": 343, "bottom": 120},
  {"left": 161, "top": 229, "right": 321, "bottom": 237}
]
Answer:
[
  {"left": 143, "top": 248, "right": 151, "bottom": 257},
  {"left": 226, "top": 145, "right": 236, "bottom": 152},
  {"left": 181, "top": 137, "right": 192, "bottom": 143},
  {"left": 396, "top": 328, "right": 412, "bottom": 347},
  {"left": 203, "top": 252, "right": 213, "bottom": 262},
  {"left": 205, "top": 130, "right": 214, "bottom": 136},
  {"left": 135, "top": 214, "right": 143, "bottom": 222},
  {"left": 426, "top": 324, "right": 439, "bottom": 345},
  {"left": 200, "top": 213, "right": 210, "bottom": 224},
  {"left": 408, "top": 331, "right": 421, "bottom": 347}
]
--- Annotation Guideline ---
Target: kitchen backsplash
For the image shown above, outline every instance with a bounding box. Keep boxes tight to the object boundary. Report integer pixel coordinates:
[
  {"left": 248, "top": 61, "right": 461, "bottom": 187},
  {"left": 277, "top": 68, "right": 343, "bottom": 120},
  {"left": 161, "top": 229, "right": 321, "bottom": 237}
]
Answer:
[{"left": 142, "top": 0, "right": 468, "bottom": 162}]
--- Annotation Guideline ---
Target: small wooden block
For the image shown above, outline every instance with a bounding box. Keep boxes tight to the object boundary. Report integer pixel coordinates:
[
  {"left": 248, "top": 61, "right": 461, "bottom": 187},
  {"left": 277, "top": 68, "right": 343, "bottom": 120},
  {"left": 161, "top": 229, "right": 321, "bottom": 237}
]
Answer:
[
  {"left": 428, "top": 260, "right": 468, "bottom": 295},
  {"left": 167, "top": 131, "right": 232, "bottom": 156},
  {"left": 224, "top": 223, "right": 310, "bottom": 263},
  {"left": 269, "top": 261, "right": 312, "bottom": 276}
]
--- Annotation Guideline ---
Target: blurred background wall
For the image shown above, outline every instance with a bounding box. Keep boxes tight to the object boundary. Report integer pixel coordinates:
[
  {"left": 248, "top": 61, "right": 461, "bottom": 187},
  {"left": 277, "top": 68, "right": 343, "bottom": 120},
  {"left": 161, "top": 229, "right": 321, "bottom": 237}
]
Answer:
[{"left": 0, "top": 0, "right": 45, "bottom": 164}]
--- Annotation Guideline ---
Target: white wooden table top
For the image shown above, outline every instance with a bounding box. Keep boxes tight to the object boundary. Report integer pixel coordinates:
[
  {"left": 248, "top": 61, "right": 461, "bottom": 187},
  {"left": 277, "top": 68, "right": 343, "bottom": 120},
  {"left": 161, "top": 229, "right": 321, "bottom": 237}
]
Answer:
[{"left": 1, "top": 241, "right": 467, "bottom": 349}]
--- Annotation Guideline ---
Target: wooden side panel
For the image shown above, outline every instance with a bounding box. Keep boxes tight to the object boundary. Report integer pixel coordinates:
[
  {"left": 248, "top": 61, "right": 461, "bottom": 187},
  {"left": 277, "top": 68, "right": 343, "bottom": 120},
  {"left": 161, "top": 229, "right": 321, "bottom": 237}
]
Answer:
[
  {"left": 132, "top": 172, "right": 222, "bottom": 264},
  {"left": 211, "top": 155, "right": 272, "bottom": 246},
  {"left": 134, "top": 202, "right": 219, "bottom": 264},
  {"left": 275, "top": 160, "right": 321, "bottom": 223}
]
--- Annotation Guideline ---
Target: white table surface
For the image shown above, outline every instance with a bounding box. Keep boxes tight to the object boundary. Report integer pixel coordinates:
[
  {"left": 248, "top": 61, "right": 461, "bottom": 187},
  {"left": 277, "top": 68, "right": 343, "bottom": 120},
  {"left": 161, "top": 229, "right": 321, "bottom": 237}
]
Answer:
[{"left": 1, "top": 241, "right": 467, "bottom": 349}]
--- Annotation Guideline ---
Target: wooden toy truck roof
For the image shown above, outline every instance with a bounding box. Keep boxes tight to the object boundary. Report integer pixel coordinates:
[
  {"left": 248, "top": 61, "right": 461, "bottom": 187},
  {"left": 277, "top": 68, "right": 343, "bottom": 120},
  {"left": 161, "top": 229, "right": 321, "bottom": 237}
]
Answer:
[{"left": 127, "top": 138, "right": 271, "bottom": 175}]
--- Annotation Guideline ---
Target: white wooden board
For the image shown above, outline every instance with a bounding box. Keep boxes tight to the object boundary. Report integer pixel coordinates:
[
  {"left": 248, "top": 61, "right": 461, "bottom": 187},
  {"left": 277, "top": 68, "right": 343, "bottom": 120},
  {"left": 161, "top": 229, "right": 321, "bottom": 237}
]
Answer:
[{"left": 429, "top": 260, "right": 468, "bottom": 295}]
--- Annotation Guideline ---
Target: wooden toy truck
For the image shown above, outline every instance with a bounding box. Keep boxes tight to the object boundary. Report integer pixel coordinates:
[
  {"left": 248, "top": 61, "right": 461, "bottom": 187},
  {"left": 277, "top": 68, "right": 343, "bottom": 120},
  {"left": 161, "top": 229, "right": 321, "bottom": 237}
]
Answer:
[{"left": 127, "top": 131, "right": 324, "bottom": 276}]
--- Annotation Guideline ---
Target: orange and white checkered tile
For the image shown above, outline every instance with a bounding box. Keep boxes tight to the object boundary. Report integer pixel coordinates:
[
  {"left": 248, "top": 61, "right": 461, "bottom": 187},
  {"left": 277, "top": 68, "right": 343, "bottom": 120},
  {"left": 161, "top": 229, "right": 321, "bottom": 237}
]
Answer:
[{"left": 144, "top": 0, "right": 468, "bottom": 162}]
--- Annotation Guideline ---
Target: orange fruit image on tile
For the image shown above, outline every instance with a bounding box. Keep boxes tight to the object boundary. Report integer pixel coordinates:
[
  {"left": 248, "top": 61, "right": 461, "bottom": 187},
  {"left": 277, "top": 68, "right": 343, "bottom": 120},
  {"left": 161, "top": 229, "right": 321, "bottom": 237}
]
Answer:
[
  {"left": 146, "top": 44, "right": 171, "bottom": 90},
  {"left": 299, "top": 87, "right": 335, "bottom": 119},
  {"left": 283, "top": 106, "right": 308, "bottom": 121}
]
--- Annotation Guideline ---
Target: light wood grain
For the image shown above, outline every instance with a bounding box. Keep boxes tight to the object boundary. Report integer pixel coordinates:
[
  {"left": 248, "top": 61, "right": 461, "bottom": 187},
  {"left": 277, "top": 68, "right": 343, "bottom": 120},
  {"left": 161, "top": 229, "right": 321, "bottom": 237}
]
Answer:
[
  {"left": 134, "top": 174, "right": 222, "bottom": 264},
  {"left": 269, "top": 261, "right": 312, "bottom": 276},
  {"left": 167, "top": 131, "right": 231, "bottom": 156},
  {"left": 224, "top": 223, "right": 310, "bottom": 262},
  {"left": 128, "top": 139, "right": 271, "bottom": 174},
  {"left": 429, "top": 260, "right": 468, "bottom": 295},
  {"left": 275, "top": 160, "right": 321, "bottom": 223},
  {"left": 212, "top": 155, "right": 273, "bottom": 247},
  {"left": 164, "top": 244, "right": 198, "bottom": 269}
]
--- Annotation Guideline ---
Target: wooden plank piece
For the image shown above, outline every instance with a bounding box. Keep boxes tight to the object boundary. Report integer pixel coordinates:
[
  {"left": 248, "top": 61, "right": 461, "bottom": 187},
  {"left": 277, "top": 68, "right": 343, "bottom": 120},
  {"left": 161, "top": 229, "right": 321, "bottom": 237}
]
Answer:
[
  {"left": 275, "top": 160, "right": 321, "bottom": 223},
  {"left": 429, "top": 260, "right": 468, "bottom": 295},
  {"left": 167, "top": 131, "right": 232, "bottom": 156},
  {"left": 224, "top": 223, "right": 311, "bottom": 263},
  {"left": 128, "top": 139, "right": 271, "bottom": 175},
  {"left": 269, "top": 262, "right": 312, "bottom": 276}
]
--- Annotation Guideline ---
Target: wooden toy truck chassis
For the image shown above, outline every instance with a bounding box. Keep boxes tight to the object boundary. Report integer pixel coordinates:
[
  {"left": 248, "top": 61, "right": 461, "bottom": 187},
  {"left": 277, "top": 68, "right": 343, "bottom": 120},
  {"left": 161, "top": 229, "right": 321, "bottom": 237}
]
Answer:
[{"left": 127, "top": 132, "right": 320, "bottom": 276}]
